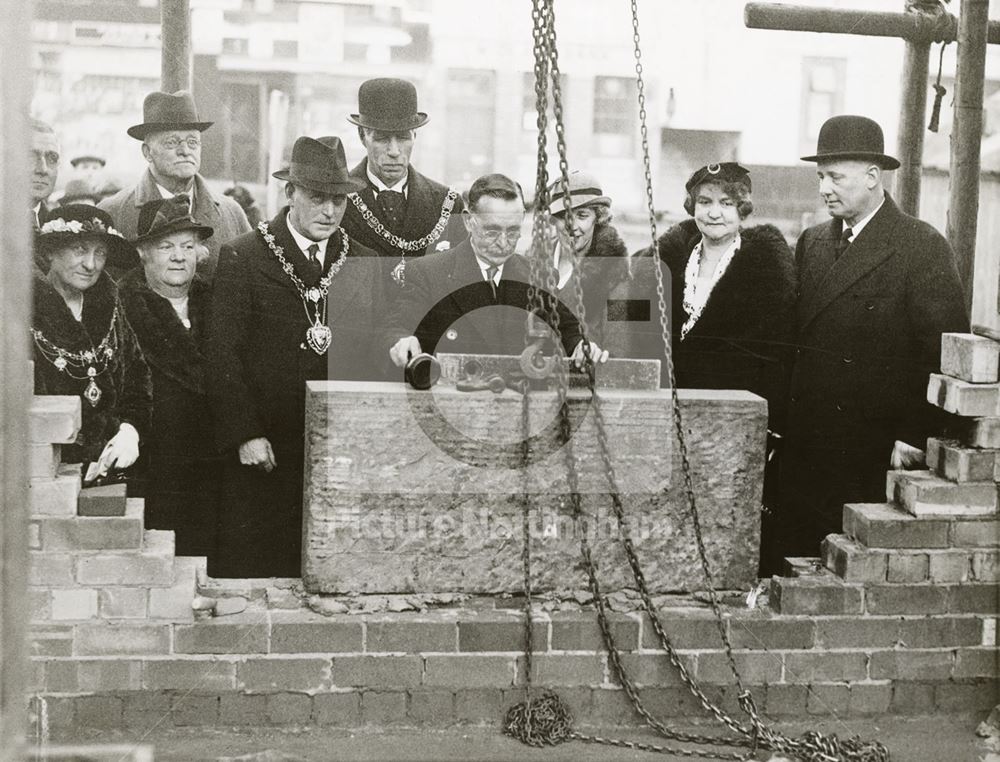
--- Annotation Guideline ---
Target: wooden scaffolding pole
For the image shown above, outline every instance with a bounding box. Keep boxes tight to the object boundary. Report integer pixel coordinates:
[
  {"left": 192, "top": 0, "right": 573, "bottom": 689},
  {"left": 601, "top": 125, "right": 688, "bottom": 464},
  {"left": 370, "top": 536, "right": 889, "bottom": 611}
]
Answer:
[
  {"left": 947, "top": 0, "right": 990, "bottom": 314},
  {"left": 895, "top": 40, "right": 931, "bottom": 216},
  {"left": 0, "top": 0, "right": 35, "bottom": 757},
  {"left": 161, "top": 0, "right": 192, "bottom": 93}
]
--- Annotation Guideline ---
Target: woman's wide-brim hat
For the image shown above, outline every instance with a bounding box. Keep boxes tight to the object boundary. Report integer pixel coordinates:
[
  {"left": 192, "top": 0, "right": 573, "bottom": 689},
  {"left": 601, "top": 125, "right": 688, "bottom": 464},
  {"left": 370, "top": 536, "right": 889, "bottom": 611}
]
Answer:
[
  {"left": 127, "top": 90, "right": 214, "bottom": 141},
  {"left": 133, "top": 196, "right": 214, "bottom": 246},
  {"left": 272, "top": 135, "right": 366, "bottom": 195},
  {"left": 35, "top": 204, "right": 138, "bottom": 273},
  {"left": 685, "top": 162, "right": 752, "bottom": 193},
  {"left": 548, "top": 170, "right": 612, "bottom": 215},
  {"left": 801, "top": 114, "right": 900, "bottom": 170},
  {"left": 347, "top": 78, "right": 429, "bottom": 132}
]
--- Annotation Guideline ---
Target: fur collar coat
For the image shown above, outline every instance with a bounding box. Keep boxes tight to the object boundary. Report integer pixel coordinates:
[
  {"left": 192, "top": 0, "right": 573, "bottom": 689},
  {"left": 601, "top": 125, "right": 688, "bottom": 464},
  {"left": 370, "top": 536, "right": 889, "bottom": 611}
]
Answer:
[{"left": 555, "top": 223, "right": 630, "bottom": 343}]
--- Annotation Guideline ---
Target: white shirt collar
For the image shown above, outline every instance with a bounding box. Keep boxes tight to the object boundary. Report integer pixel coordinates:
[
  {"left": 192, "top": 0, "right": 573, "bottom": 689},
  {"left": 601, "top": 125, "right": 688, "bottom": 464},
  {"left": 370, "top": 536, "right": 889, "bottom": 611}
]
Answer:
[
  {"left": 155, "top": 180, "right": 195, "bottom": 210},
  {"left": 366, "top": 165, "right": 408, "bottom": 197},
  {"left": 166, "top": 294, "right": 191, "bottom": 328},
  {"left": 285, "top": 211, "right": 330, "bottom": 264},
  {"left": 846, "top": 196, "right": 885, "bottom": 241},
  {"left": 474, "top": 255, "right": 504, "bottom": 285}
]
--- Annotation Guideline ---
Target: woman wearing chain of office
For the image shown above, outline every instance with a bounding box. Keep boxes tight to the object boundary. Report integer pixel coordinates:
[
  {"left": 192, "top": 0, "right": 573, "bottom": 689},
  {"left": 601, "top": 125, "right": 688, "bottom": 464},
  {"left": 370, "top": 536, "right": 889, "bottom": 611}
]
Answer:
[{"left": 31, "top": 204, "right": 151, "bottom": 477}]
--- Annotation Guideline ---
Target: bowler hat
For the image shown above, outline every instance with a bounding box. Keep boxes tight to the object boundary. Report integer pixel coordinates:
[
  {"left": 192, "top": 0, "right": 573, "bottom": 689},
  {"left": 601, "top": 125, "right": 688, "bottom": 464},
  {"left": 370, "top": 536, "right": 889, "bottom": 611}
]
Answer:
[
  {"left": 59, "top": 179, "right": 101, "bottom": 206},
  {"left": 801, "top": 115, "right": 900, "bottom": 170},
  {"left": 347, "top": 78, "right": 429, "bottom": 132},
  {"left": 133, "top": 196, "right": 214, "bottom": 246},
  {"left": 685, "top": 162, "right": 752, "bottom": 193},
  {"left": 127, "top": 91, "right": 213, "bottom": 141},
  {"left": 272, "top": 136, "right": 366, "bottom": 195},
  {"left": 548, "top": 170, "right": 612, "bottom": 215},
  {"left": 70, "top": 154, "right": 106, "bottom": 168}
]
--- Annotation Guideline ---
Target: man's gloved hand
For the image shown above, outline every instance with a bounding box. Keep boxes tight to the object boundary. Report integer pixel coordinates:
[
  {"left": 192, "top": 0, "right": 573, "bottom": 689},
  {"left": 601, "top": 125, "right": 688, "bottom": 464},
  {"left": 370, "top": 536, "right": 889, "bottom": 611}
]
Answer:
[
  {"left": 891, "top": 440, "right": 925, "bottom": 470},
  {"left": 104, "top": 422, "right": 140, "bottom": 470},
  {"left": 390, "top": 336, "right": 423, "bottom": 369}
]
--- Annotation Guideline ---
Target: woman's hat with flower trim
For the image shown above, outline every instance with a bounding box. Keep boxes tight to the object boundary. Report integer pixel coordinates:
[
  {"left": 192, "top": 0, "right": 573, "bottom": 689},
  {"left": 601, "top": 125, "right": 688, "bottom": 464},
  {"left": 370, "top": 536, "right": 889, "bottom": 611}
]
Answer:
[{"left": 36, "top": 204, "right": 139, "bottom": 273}]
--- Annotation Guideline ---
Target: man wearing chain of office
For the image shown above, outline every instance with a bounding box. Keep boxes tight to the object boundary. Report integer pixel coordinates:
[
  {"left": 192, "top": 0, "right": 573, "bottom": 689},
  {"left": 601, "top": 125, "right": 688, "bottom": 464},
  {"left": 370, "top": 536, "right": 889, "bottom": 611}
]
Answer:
[
  {"left": 207, "top": 135, "right": 389, "bottom": 578},
  {"left": 340, "top": 78, "right": 468, "bottom": 289}
]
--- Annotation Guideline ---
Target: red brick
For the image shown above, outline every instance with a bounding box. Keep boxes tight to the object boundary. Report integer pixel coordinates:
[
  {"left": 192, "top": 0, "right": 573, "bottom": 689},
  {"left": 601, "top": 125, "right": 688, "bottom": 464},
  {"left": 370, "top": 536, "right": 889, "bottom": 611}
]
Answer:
[
  {"left": 763, "top": 684, "right": 810, "bottom": 717},
  {"left": 142, "top": 658, "right": 237, "bottom": 691},
  {"left": 770, "top": 575, "right": 864, "bottom": 616},
  {"left": 270, "top": 616, "right": 362, "bottom": 653},
  {"left": 947, "top": 583, "right": 1000, "bottom": 613},
  {"left": 613, "top": 653, "right": 692, "bottom": 687},
  {"left": 361, "top": 691, "right": 407, "bottom": 725},
  {"left": 366, "top": 618, "right": 456, "bottom": 653},
  {"left": 219, "top": 693, "right": 266, "bottom": 726},
  {"left": 77, "top": 659, "right": 142, "bottom": 691},
  {"left": 822, "top": 535, "right": 887, "bottom": 583},
  {"left": 454, "top": 688, "right": 504, "bottom": 723},
  {"left": 407, "top": 688, "right": 455, "bottom": 724},
  {"left": 696, "top": 651, "right": 783, "bottom": 685},
  {"left": 331, "top": 655, "right": 422, "bottom": 688},
  {"left": 848, "top": 681, "right": 892, "bottom": 715},
  {"left": 866, "top": 585, "right": 948, "bottom": 615},
  {"left": 423, "top": 655, "right": 515, "bottom": 688},
  {"left": 75, "top": 695, "right": 124, "bottom": 728},
  {"left": 806, "top": 683, "right": 849, "bottom": 715},
  {"left": 170, "top": 694, "right": 220, "bottom": 726},
  {"left": 953, "top": 647, "right": 1000, "bottom": 678},
  {"left": 869, "top": 649, "right": 954, "bottom": 680},
  {"left": 890, "top": 681, "right": 936, "bottom": 714},
  {"left": 550, "top": 612, "right": 639, "bottom": 651},
  {"left": 123, "top": 692, "right": 170, "bottom": 728},
  {"left": 313, "top": 692, "right": 361, "bottom": 726},
  {"left": 727, "top": 617, "right": 815, "bottom": 650},
  {"left": 75, "top": 623, "right": 171, "bottom": 656},
  {"left": 951, "top": 519, "right": 1000, "bottom": 548},
  {"left": 935, "top": 679, "right": 1000, "bottom": 711},
  {"left": 843, "top": 503, "right": 950, "bottom": 549},
  {"left": 784, "top": 652, "right": 868, "bottom": 683},
  {"left": 237, "top": 658, "right": 330, "bottom": 691},
  {"left": 458, "top": 616, "right": 547, "bottom": 652},
  {"left": 266, "top": 692, "right": 312, "bottom": 725},
  {"left": 173, "top": 618, "right": 268, "bottom": 654}
]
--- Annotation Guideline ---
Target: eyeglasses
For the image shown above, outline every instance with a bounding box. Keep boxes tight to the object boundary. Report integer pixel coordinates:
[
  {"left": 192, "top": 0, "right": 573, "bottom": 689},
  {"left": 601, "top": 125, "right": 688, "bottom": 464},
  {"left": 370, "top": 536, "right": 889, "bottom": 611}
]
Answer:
[
  {"left": 159, "top": 136, "right": 201, "bottom": 151},
  {"left": 470, "top": 217, "right": 522, "bottom": 246}
]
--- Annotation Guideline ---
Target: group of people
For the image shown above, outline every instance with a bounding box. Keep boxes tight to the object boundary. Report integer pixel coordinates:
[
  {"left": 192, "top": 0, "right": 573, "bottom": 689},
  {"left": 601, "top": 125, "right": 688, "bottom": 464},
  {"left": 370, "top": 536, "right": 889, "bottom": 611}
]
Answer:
[{"left": 29, "top": 76, "right": 969, "bottom": 580}]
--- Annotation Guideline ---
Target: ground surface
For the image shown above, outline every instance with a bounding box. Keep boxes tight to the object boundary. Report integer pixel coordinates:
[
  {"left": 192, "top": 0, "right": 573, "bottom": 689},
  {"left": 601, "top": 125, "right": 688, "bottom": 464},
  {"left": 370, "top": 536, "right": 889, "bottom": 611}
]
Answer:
[{"left": 42, "top": 714, "right": 992, "bottom": 761}]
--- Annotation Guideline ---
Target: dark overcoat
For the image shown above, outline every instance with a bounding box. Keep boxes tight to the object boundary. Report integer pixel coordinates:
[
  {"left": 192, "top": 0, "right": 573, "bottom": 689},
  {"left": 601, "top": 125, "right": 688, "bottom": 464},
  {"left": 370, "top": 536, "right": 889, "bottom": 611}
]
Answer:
[
  {"left": 340, "top": 159, "right": 468, "bottom": 270},
  {"left": 657, "top": 218, "right": 796, "bottom": 432},
  {"left": 32, "top": 272, "right": 152, "bottom": 465},
  {"left": 119, "top": 269, "right": 221, "bottom": 560},
  {"left": 773, "top": 193, "right": 969, "bottom": 568},
  {"left": 388, "top": 239, "right": 584, "bottom": 359},
  {"left": 207, "top": 209, "right": 390, "bottom": 577}
]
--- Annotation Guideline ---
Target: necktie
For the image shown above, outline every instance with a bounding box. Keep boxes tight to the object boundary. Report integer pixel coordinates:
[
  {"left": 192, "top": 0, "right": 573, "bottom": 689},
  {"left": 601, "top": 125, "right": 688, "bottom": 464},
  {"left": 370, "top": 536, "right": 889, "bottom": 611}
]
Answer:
[
  {"left": 486, "top": 265, "right": 499, "bottom": 301},
  {"left": 835, "top": 227, "right": 853, "bottom": 260},
  {"left": 305, "top": 243, "right": 322, "bottom": 282},
  {"left": 377, "top": 190, "right": 405, "bottom": 229}
]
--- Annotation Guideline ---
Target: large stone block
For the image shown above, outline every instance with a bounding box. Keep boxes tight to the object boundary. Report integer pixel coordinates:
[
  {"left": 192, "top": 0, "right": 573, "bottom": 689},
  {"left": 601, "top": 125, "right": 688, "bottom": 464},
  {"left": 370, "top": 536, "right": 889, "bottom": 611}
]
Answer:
[
  {"left": 302, "top": 382, "right": 766, "bottom": 594},
  {"left": 436, "top": 353, "right": 660, "bottom": 391},
  {"left": 941, "top": 333, "right": 1000, "bottom": 383}
]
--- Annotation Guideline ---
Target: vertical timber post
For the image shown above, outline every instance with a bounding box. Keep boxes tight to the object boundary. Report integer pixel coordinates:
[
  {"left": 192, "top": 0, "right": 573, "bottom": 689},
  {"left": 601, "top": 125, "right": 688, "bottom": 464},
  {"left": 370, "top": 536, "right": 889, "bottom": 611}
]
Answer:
[
  {"left": 948, "top": 0, "right": 989, "bottom": 313},
  {"left": 161, "top": 0, "right": 193, "bottom": 93},
  {"left": 0, "top": 0, "right": 34, "bottom": 756},
  {"left": 895, "top": 39, "right": 930, "bottom": 216}
]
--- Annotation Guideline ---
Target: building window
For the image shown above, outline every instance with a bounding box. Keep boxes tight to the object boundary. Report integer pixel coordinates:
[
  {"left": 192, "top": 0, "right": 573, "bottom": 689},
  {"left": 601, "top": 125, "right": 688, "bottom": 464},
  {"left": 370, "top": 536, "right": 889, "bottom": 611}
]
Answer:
[
  {"left": 593, "top": 76, "right": 635, "bottom": 157},
  {"left": 222, "top": 38, "right": 249, "bottom": 56},
  {"left": 800, "top": 57, "right": 846, "bottom": 157},
  {"left": 273, "top": 40, "right": 298, "bottom": 59},
  {"left": 521, "top": 71, "right": 567, "bottom": 132}
]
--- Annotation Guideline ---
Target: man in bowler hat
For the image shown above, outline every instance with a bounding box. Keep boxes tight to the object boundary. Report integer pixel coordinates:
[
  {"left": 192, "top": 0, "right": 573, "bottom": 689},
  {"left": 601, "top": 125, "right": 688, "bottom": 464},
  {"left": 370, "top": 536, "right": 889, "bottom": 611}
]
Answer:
[
  {"left": 207, "top": 135, "right": 390, "bottom": 578},
  {"left": 341, "top": 78, "right": 468, "bottom": 287},
  {"left": 763, "top": 115, "right": 969, "bottom": 574},
  {"left": 101, "top": 90, "right": 250, "bottom": 280}
]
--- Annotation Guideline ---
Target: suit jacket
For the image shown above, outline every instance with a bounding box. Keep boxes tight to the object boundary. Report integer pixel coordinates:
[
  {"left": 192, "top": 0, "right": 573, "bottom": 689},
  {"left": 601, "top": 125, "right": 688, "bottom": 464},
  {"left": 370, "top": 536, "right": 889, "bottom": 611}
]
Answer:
[
  {"left": 786, "top": 192, "right": 968, "bottom": 460},
  {"left": 340, "top": 159, "right": 468, "bottom": 265},
  {"left": 388, "top": 239, "right": 584, "bottom": 357},
  {"left": 100, "top": 169, "right": 251, "bottom": 281},
  {"left": 207, "top": 209, "right": 390, "bottom": 454}
]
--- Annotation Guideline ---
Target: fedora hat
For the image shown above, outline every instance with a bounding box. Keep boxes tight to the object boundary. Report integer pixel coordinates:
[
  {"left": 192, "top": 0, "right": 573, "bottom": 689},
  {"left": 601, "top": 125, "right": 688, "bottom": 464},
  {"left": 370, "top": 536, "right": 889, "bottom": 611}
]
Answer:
[
  {"left": 548, "top": 170, "right": 612, "bottom": 215},
  {"left": 347, "top": 78, "right": 429, "bottom": 132},
  {"left": 685, "top": 162, "right": 752, "bottom": 193},
  {"left": 801, "top": 115, "right": 900, "bottom": 170},
  {"left": 133, "top": 196, "right": 214, "bottom": 246},
  {"left": 127, "top": 90, "right": 213, "bottom": 141},
  {"left": 272, "top": 136, "right": 366, "bottom": 195}
]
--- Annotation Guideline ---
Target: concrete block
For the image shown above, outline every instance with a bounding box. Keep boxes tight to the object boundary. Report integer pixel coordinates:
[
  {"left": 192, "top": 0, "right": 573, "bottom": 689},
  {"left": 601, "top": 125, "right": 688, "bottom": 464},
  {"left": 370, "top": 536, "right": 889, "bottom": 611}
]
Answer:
[
  {"left": 822, "top": 534, "right": 887, "bottom": 583},
  {"left": 887, "top": 553, "right": 930, "bottom": 583},
  {"left": 123, "top": 693, "right": 171, "bottom": 728},
  {"left": 74, "top": 623, "right": 171, "bottom": 656},
  {"left": 423, "top": 655, "right": 516, "bottom": 688},
  {"left": 76, "top": 659, "right": 142, "bottom": 691},
  {"left": 550, "top": 612, "right": 638, "bottom": 652},
  {"left": 29, "top": 444, "right": 60, "bottom": 479},
  {"left": 927, "top": 550, "right": 971, "bottom": 583},
  {"left": 518, "top": 653, "right": 605, "bottom": 686},
  {"left": 409, "top": 689, "right": 456, "bottom": 724},
  {"left": 947, "top": 583, "right": 1000, "bottom": 614},
  {"left": 50, "top": 588, "right": 98, "bottom": 620},
  {"left": 28, "top": 521, "right": 40, "bottom": 550},
  {"left": 30, "top": 589, "right": 50, "bottom": 622},
  {"left": 899, "top": 617, "right": 985, "bottom": 648},
  {"left": 173, "top": 614, "right": 269, "bottom": 654},
  {"left": 869, "top": 649, "right": 954, "bottom": 680},
  {"left": 972, "top": 551, "right": 1000, "bottom": 582},
  {"left": 76, "top": 552, "right": 174, "bottom": 587},
  {"left": 941, "top": 332, "right": 1000, "bottom": 383},
  {"left": 142, "top": 657, "right": 237, "bottom": 691},
  {"left": 614, "top": 653, "right": 691, "bottom": 687},
  {"left": 927, "top": 373, "right": 1000, "bottom": 416},
  {"left": 640, "top": 610, "right": 720, "bottom": 649},
  {"left": 952, "top": 647, "right": 1000, "bottom": 678},
  {"left": 219, "top": 693, "right": 267, "bottom": 726},
  {"left": 951, "top": 519, "right": 1000, "bottom": 548},
  {"left": 805, "top": 683, "right": 849, "bottom": 715},
  {"left": 866, "top": 584, "right": 949, "bottom": 615},
  {"left": 784, "top": 652, "right": 868, "bottom": 682},
  {"left": 98, "top": 588, "right": 148, "bottom": 619},
  {"left": 842, "top": 503, "right": 950, "bottom": 549},
  {"left": 29, "top": 552, "right": 75, "bottom": 587},
  {"left": 964, "top": 417, "right": 1000, "bottom": 448},
  {"left": 367, "top": 617, "right": 457, "bottom": 653},
  {"left": 726, "top": 617, "right": 815, "bottom": 650},
  {"left": 271, "top": 613, "right": 363, "bottom": 653},
  {"left": 453, "top": 688, "right": 501, "bottom": 723},
  {"left": 237, "top": 658, "right": 331, "bottom": 691},
  {"left": 29, "top": 473, "right": 81, "bottom": 517},
  {"left": 361, "top": 691, "right": 407, "bottom": 725},
  {"left": 926, "top": 437, "right": 1000, "bottom": 483},
  {"left": 77, "top": 483, "right": 128, "bottom": 517},
  {"left": 74, "top": 695, "right": 124, "bottom": 728},
  {"left": 458, "top": 616, "right": 547, "bottom": 652},
  {"left": 888, "top": 470, "right": 998, "bottom": 518},
  {"left": 935, "top": 680, "right": 1000, "bottom": 712},
  {"left": 313, "top": 692, "right": 361, "bottom": 726},
  {"left": 890, "top": 681, "right": 935, "bottom": 714},
  {"left": 848, "top": 682, "right": 892, "bottom": 715},
  {"left": 266, "top": 692, "right": 313, "bottom": 725},
  {"left": 697, "top": 651, "right": 783, "bottom": 685},
  {"left": 170, "top": 694, "right": 220, "bottom": 726},
  {"left": 29, "top": 395, "right": 81, "bottom": 444},
  {"left": 769, "top": 574, "right": 864, "bottom": 616},
  {"left": 39, "top": 513, "right": 143, "bottom": 551},
  {"left": 330, "top": 655, "right": 423, "bottom": 688}
]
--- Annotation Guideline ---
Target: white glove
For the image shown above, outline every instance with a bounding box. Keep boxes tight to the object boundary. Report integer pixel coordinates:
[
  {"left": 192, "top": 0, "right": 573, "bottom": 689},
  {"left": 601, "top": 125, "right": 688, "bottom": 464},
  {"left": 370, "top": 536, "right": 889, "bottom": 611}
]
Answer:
[
  {"left": 104, "top": 422, "right": 140, "bottom": 470},
  {"left": 890, "top": 440, "right": 925, "bottom": 470}
]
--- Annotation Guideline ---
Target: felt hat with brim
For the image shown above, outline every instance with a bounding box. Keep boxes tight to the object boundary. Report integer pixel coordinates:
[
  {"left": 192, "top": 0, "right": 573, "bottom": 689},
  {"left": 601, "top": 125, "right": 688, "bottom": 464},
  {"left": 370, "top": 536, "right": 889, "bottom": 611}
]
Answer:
[
  {"left": 59, "top": 179, "right": 101, "bottom": 206},
  {"left": 548, "top": 170, "right": 612, "bottom": 215},
  {"left": 347, "top": 78, "right": 429, "bottom": 132},
  {"left": 272, "top": 136, "right": 366, "bottom": 195},
  {"left": 70, "top": 154, "right": 106, "bottom": 168},
  {"left": 801, "top": 114, "right": 900, "bottom": 170},
  {"left": 133, "top": 196, "right": 214, "bottom": 246},
  {"left": 35, "top": 204, "right": 138, "bottom": 272},
  {"left": 127, "top": 90, "right": 213, "bottom": 141},
  {"left": 685, "top": 162, "right": 752, "bottom": 193}
]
